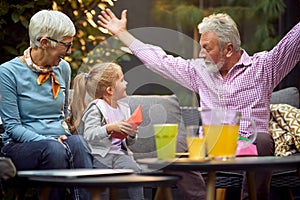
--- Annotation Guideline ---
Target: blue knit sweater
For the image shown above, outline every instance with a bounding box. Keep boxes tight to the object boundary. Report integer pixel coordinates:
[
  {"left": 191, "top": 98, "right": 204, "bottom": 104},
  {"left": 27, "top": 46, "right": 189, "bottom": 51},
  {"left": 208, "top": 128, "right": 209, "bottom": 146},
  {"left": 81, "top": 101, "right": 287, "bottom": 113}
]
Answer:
[{"left": 0, "top": 57, "right": 71, "bottom": 144}]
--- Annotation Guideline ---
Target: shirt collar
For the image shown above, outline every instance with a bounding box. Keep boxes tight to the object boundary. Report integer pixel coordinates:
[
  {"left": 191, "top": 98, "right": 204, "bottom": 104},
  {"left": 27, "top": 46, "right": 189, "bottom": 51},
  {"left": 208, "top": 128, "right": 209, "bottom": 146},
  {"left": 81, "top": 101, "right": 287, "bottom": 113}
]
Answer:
[{"left": 234, "top": 49, "right": 251, "bottom": 67}]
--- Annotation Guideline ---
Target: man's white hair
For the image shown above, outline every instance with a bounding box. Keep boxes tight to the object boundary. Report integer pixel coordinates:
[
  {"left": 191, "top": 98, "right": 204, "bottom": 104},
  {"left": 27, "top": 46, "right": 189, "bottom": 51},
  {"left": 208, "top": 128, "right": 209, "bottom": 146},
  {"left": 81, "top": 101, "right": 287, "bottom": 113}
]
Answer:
[{"left": 198, "top": 13, "right": 241, "bottom": 52}]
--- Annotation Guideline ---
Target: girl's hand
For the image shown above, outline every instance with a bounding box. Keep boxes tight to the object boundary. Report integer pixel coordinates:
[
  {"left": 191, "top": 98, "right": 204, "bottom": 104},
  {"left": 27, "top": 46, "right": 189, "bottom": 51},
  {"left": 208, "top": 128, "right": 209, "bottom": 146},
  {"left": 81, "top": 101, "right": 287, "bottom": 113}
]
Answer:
[
  {"left": 126, "top": 125, "right": 138, "bottom": 138},
  {"left": 107, "top": 120, "right": 137, "bottom": 137}
]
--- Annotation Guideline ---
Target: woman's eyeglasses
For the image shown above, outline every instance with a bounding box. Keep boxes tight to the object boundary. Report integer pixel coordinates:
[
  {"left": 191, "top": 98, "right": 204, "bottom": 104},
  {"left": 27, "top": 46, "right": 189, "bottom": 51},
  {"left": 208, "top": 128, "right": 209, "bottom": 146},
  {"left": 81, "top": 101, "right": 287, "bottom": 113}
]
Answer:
[{"left": 46, "top": 37, "right": 72, "bottom": 53}]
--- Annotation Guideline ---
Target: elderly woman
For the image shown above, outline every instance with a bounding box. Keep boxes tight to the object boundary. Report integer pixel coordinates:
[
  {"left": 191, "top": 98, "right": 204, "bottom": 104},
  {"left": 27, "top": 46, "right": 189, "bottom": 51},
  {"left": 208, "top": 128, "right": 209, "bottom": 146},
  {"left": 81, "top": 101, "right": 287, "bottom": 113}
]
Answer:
[{"left": 0, "top": 10, "right": 93, "bottom": 200}]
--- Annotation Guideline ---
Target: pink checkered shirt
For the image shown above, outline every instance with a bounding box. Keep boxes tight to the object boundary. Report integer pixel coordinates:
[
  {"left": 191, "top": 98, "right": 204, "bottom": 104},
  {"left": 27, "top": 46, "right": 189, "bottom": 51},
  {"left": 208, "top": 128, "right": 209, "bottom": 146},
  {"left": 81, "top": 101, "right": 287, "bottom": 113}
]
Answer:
[{"left": 129, "top": 23, "right": 300, "bottom": 137}]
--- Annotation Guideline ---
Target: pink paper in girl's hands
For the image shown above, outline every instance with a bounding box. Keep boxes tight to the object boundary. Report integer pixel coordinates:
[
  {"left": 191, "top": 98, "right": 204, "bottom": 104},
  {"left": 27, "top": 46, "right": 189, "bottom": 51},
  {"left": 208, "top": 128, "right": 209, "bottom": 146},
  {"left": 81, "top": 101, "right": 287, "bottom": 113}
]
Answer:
[
  {"left": 111, "top": 105, "right": 143, "bottom": 139},
  {"left": 127, "top": 105, "right": 143, "bottom": 129}
]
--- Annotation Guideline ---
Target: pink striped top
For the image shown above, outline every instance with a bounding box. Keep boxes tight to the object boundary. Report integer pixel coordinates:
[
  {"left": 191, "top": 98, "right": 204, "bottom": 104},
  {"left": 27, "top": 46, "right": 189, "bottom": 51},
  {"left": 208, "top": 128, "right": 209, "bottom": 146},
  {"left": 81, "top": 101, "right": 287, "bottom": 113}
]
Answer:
[{"left": 129, "top": 23, "right": 300, "bottom": 137}]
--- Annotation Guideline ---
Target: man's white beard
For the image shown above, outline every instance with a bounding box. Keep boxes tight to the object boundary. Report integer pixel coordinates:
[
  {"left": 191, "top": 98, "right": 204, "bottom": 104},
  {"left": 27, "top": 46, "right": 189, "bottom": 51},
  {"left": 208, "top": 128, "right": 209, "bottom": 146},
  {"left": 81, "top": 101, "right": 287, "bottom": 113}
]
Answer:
[{"left": 204, "top": 59, "right": 224, "bottom": 73}]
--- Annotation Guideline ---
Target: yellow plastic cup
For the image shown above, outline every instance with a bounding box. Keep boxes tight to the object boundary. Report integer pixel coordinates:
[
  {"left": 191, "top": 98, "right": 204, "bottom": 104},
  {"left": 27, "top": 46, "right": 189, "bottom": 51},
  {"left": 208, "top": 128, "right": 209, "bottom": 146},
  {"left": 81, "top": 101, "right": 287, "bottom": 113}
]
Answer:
[{"left": 153, "top": 124, "right": 178, "bottom": 160}]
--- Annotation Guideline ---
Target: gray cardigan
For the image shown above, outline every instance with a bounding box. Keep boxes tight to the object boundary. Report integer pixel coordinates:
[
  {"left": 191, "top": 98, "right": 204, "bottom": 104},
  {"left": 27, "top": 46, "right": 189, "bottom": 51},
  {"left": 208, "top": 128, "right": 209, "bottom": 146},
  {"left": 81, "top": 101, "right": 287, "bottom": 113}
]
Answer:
[{"left": 80, "top": 99, "right": 137, "bottom": 157}]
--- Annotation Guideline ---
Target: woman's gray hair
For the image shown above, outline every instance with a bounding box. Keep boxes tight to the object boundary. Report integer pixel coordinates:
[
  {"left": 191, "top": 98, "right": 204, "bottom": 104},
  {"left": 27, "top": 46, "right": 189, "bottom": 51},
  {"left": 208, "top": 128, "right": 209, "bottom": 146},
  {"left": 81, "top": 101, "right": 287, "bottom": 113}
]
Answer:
[
  {"left": 198, "top": 13, "right": 241, "bottom": 52},
  {"left": 29, "top": 10, "right": 76, "bottom": 48}
]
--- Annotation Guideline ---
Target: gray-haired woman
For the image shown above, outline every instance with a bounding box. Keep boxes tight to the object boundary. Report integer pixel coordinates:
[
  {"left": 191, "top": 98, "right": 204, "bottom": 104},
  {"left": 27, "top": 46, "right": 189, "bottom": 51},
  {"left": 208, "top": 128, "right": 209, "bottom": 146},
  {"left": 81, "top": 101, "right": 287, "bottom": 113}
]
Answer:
[{"left": 0, "top": 10, "right": 93, "bottom": 200}]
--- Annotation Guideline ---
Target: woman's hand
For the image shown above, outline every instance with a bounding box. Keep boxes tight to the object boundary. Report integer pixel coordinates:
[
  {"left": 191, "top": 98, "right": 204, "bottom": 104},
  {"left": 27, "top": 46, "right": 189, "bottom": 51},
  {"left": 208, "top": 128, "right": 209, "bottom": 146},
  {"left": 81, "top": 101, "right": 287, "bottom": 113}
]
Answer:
[
  {"left": 98, "top": 8, "right": 127, "bottom": 35},
  {"left": 57, "top": 135, "right": 68, "bottom": 148}
]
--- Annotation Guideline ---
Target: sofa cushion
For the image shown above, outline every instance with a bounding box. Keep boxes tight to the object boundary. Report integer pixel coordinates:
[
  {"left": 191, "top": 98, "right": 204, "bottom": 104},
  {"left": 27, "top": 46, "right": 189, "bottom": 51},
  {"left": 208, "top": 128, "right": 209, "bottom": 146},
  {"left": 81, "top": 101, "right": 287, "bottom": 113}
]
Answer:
[
  {"left": 271, "top": 87, "right": 299, "bottom": 108},
  {"left": 120, "top": 95, "right": 186, "bottom": 159}
]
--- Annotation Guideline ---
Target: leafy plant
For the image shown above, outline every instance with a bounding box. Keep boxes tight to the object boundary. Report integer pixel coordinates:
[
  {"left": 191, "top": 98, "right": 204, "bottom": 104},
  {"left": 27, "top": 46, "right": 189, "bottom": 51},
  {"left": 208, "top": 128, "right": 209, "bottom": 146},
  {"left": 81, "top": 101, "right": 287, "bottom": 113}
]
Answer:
[{"left": 152, "top": 0, "right": 286, "bottom": 54}]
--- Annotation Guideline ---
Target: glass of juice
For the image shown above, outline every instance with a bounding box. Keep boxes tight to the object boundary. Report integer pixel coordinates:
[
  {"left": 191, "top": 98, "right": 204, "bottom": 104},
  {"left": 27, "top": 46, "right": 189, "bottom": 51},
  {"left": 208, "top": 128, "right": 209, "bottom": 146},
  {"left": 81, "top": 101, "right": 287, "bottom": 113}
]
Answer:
[
  {"left": 200, "top": 109, "right": 256, "bottom": 160},
  {"left": 186, "top": 125, "right": 206, "bottom": 160}
]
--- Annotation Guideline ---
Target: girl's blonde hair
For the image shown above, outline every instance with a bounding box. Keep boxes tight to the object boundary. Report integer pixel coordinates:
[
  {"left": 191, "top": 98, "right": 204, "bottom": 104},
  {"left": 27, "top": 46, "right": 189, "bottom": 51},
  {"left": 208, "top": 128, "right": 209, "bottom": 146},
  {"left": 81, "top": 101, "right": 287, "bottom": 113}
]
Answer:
[{"left": 69, "top": 62, "right": 122, "bottom": 132}]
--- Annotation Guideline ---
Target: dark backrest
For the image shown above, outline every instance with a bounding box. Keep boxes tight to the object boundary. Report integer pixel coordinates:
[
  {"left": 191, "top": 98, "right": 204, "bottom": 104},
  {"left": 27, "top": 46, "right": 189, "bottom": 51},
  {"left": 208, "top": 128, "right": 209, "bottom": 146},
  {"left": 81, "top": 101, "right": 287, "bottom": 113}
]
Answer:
[{"left": 271, "top": 87, "right": 299, "bottom": 108}]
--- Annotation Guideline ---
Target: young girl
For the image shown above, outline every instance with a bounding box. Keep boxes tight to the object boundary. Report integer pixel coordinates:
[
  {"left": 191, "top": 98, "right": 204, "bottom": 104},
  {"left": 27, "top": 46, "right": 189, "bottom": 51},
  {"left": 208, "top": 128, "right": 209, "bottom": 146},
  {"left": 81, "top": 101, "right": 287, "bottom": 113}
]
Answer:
[{"left": 70, "top": 63, "right": 144, "bottom": 200}]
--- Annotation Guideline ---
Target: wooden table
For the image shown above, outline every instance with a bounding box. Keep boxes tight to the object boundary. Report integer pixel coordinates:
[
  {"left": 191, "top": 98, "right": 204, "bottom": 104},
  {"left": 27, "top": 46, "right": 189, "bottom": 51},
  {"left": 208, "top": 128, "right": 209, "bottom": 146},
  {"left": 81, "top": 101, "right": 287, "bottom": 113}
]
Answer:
[
  {"left": 16, "top": 169, "right": 181, "bottom": 200},
  {"left": 138, "top": 156, "right": 300, "bottom": 200}
]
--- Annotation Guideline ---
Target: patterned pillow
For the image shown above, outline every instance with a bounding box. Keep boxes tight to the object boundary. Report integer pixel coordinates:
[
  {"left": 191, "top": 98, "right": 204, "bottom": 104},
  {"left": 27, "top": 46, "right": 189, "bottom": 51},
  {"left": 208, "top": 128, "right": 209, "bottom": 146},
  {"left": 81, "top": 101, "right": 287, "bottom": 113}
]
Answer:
[{"left": 270, "top": 104, "right": 300, "bottom": 156}]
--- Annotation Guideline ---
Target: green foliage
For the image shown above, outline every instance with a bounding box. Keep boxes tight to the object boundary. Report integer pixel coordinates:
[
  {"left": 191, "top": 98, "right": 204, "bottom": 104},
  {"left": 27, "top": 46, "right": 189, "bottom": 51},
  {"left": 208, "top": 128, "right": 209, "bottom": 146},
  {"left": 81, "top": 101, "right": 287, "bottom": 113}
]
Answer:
[
  {"left": 0, "top": 1, "right": 50, "bottom": 62},
  {"left": 255, "top": 0, "right": 286, "bottom": 20},
  {"left": 79, "top": 37, "right": 131, "bottom": 73},
  {"left": 174, "top": 5, "right": 203, "bottom": 31},
  {"left": 152, "top": 0, "right": 203, "bottom": 31},
  {"left": 152, "top": 0, "right": 286, "bottom": 54}
]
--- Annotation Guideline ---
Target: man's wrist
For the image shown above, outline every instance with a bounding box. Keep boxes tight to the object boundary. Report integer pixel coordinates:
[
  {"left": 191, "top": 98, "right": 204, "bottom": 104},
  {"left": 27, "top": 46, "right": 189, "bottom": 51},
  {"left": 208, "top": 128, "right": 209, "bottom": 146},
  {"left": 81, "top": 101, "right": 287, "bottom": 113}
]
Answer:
[{"left": 116, "top": 30, "right": 135, "bottom": 47}]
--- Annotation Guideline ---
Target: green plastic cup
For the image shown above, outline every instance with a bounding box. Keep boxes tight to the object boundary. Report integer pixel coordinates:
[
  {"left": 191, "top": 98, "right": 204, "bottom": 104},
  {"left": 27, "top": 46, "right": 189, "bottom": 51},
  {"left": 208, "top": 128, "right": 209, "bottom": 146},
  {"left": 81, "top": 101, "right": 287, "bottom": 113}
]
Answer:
[{"left": 153, "top": 124, "right": 178, "bottom": 160}]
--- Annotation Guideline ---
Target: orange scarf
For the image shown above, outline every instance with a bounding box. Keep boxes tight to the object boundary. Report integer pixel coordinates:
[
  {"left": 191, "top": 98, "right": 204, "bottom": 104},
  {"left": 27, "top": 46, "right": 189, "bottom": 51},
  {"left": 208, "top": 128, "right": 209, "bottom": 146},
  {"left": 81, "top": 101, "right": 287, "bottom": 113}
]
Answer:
[{"left": 24, "top": 48, "right": 60, "bottom": 99}]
